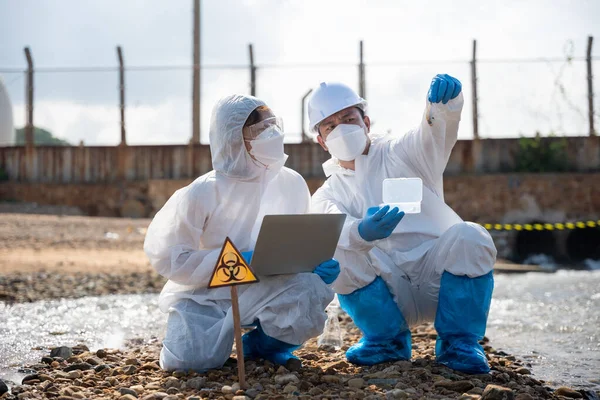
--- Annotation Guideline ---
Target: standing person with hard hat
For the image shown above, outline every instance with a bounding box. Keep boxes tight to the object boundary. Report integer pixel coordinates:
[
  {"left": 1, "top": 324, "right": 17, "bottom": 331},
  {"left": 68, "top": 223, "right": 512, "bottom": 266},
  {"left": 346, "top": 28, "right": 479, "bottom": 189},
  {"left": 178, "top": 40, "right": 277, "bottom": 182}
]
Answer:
[
  {"left": 144, "top": 94, "right": 339, "bottom": 372},
  {"left": 308, "top": 75, "right": 497, "bottom": 374}
]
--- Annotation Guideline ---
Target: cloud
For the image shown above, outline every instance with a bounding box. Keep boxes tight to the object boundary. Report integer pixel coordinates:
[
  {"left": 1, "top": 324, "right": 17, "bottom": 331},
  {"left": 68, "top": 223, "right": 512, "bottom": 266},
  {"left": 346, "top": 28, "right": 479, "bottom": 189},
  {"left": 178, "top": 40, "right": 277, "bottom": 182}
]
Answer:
[{"left": 2, "top": 0, "right": 599, "bottom": 144}]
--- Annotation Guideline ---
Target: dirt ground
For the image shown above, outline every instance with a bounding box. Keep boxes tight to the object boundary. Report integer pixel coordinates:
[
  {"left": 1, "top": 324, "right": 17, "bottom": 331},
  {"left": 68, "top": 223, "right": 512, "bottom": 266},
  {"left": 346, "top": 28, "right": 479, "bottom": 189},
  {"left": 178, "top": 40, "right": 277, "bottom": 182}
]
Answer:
[{"left": 0, "top": 213, "right": 152, "bottom": 275}]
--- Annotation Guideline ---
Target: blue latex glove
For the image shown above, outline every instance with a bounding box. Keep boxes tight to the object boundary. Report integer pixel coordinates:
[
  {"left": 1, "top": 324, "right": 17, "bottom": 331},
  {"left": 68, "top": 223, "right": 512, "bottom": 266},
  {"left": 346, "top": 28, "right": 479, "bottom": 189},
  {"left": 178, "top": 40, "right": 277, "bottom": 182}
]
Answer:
[
  {"left": 427, "top": 74, "right": 462, "bottom": 104},
  {"left": 358, "top": 205, "right": 405, "bottom": 242},
  {"left": 241, "top": 251, "right": 253, "bottom": 264},
  {"left": 313, "top": 259, "right": 340, "bottom": 284}
]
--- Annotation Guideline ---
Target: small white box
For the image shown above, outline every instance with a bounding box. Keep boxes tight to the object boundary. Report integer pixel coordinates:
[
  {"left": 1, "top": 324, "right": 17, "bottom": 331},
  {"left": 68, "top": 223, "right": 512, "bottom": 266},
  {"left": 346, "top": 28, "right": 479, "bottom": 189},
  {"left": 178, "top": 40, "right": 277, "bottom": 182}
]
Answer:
[{"left": 381, "top": 177, "right": 423, "bottom": 214}]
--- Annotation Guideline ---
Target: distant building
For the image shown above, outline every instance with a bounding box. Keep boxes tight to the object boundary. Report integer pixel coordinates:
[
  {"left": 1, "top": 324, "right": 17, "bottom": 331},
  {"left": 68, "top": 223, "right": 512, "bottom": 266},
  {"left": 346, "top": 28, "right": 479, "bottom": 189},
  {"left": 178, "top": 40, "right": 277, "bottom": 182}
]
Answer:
[{"left": 0, "top": 77, "right": 15, "bottom": 146}]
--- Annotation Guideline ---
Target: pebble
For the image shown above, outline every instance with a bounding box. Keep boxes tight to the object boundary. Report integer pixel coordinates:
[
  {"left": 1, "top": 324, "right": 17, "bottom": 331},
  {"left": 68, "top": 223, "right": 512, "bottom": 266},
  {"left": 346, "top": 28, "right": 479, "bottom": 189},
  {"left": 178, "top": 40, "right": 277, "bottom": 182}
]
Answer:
[
  {"left": 322, "top": 375, "right": 341, "bottom": 384},
  {"left": 21, "top": 374, "right": 39, "bottom": 385},
  {"left": 163, "top": 377, "right": 180, "bottom": 389},
  {"left": 434, "top": 380, "right": 475, "bottom": 393},
  {"left": 0, "top": 380, "right": 8, "bottom": 395},
  {"left": 119, "top": 388, "right": 139, "bottom": 397},
  {"left": 122, "top": 365, "right": 137, "bottom": 375},
  {"left": 221, "top": 385, "right": 234, "bottom": 394},
  {"left": 121, "top": 395, "right": 138, "bottom": 400},
  {"left": 458, "top": 395, "right": 482, "bottom": 400},
  {"left": 130, "top": 385, "right": 145, "bottom": 394},
  {"left": 274, "top": 374, "right": 299, "bottom": 385},
  {"left": 283, "top": 384, "right": 298, "bottom": 393},
  {"left": 481, "top": 384, "right": 515, "bottom": 400},
  {"left": 145, "top": 382, "right": 161, "bottom": 390},
  {"left": 385, "top": 389, "right": 409, "bottom": 399},
  {"left": 347, "top": 378, "right": 365, "bottom": 389},
  {"left": 140, "top": 362, "right": 160, "bottom": 370},
  {"left": 245, "top": 388, "right": 260, "bottom": 398},
  {"left": 515, "top": 394, "right": 534, "bottom": 400},
  {"left": 554, "top": 387, "right": 583, "bottom": 398},
  {"left": 125, "top": 358, "right": 140, "bottom": 366},
  {"left": 185, "top": 377, "right": 206, "bottom": 390},
  {"left": 63, "top": 363, "right": 92, "bottom": 372},
  {"left": 514, "top": 367, "right": 531, "bottom": 375},
  {"left": 67, "top": 371, "right": 82, "bottom": 380},
  {"left": 50, "top": 347, "right": 73, "bottom": 359}
]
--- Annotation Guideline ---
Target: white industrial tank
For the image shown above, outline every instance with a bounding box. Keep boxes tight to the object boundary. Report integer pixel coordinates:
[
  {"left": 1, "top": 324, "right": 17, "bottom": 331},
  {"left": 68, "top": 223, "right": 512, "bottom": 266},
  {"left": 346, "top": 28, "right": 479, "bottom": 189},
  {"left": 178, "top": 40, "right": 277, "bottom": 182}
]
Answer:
[{"left": 0, "top": 77, "right": 16, "bottom": 146}]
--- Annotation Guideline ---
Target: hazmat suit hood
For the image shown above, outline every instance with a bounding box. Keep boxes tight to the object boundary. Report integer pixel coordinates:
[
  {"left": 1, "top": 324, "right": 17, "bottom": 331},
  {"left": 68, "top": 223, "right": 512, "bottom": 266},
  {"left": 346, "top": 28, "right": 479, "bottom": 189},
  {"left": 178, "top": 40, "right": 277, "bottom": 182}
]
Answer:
[{"left": 209, "top": 94, "right": 281, "bottom": 181}]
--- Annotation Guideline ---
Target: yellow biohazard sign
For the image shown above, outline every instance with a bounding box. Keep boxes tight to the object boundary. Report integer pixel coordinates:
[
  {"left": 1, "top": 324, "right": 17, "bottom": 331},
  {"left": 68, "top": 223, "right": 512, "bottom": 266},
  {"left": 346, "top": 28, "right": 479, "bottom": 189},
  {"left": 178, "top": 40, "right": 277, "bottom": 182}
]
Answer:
[{"left": 207, "top": 237, "right": 259, "bottom": 288}]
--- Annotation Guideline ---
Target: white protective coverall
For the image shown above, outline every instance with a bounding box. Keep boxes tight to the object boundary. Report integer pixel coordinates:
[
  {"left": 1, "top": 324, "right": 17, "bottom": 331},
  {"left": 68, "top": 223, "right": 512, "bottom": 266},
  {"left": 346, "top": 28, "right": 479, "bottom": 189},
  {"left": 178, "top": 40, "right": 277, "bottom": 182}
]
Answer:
[
  {"left": 144, "top": 94, "right": 333, "bottom": 371},
  {"left": 311, "top": 93, "right": 497, "bottom": 328}
]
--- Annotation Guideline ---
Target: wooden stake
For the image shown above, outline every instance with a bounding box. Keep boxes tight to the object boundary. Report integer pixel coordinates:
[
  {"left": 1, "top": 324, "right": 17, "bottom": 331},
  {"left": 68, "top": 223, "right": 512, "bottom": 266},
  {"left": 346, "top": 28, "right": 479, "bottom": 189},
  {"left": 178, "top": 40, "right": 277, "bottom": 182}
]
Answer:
[{"left": 230, "top": 285, "right": 246, "bottom": 389}]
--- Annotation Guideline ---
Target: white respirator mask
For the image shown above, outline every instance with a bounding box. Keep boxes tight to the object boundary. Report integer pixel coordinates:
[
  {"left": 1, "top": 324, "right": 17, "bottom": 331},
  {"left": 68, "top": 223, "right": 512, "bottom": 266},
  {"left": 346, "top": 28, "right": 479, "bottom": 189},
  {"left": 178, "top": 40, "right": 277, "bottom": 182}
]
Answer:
[
  {"left": 248, "top": 125, "right": 285, "bottom": 167},
  {"left": 325, "top": 124, "right": 368, "bottom": 161}
]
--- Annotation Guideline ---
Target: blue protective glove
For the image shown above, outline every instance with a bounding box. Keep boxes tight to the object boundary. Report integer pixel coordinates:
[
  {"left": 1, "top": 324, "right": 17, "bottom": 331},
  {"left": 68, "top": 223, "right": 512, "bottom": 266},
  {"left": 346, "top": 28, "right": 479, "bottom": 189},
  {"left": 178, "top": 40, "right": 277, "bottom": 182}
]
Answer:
[
  {"left": 358, "top": 205, "right": 405, "bottom": 242},
  {"left": 427, "top": 74, "right": 462, "bottom": 104},
  {"left": 241, "top": 251, "right": 253, "bottom": 264},
  {"left": 313, "top": 258, "right": 340, "bottom": 284}
]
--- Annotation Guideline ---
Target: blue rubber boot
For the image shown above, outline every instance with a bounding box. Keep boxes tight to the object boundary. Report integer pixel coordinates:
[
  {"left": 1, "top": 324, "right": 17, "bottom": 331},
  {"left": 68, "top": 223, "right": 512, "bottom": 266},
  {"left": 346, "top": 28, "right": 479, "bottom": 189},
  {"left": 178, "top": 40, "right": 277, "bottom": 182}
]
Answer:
[
  {"left": 338, "top": 277, "right": 411, "bottom": 365},
  {"left": 242, "top": 321, "right": 301, "bottom": 368},
  {"left": 435, "top": 271, "right": 494, "bottom": 374}
]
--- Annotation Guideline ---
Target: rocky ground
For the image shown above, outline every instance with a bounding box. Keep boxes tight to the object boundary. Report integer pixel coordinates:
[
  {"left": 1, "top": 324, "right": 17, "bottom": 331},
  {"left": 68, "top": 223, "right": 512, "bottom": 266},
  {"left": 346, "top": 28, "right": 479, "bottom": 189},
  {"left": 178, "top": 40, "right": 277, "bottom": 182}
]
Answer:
[
  {"left": 1, "top": 212, "right": 598, "bottom": 400},
  {"left": 2, "top": 324, "right": 595, "bottom": 400}
]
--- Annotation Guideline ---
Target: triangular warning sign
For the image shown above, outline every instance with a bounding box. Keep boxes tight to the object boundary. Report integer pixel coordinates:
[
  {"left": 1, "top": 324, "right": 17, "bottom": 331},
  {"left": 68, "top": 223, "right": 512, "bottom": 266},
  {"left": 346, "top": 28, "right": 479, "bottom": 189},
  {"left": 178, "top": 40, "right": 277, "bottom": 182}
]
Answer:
[{"left": 208, "top": 237, "right": 259, "bottom": 289}]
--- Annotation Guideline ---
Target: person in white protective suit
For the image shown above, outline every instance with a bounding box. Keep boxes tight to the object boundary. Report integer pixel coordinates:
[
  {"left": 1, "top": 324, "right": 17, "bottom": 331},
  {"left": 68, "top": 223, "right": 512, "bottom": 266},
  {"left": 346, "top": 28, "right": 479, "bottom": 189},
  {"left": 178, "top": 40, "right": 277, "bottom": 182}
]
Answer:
[
  {"left": 144, "top": 94, "right": 339, "bottom": 372},
  {"left": 308, "top": 75, "right": 497, "bottom": 374}
]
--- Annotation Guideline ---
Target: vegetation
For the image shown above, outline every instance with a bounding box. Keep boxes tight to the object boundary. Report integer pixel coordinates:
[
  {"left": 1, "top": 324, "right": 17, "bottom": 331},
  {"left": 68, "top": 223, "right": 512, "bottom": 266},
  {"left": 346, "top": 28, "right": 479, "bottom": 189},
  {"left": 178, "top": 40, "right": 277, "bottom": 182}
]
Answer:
[
  {"left": 15, "top": 127, "right": 71, "bottom": 146},
  {"left": 515, "top": 132, "right": 569, "bottom": 173}
]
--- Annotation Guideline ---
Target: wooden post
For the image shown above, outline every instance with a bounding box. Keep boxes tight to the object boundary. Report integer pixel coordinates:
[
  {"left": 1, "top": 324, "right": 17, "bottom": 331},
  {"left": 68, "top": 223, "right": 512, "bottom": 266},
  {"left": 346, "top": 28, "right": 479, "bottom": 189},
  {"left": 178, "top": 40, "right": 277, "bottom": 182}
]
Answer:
[
  {"left": 301, "top": 89, "right": 313, "bottom": 142},
  {"left": 117, "top": 46, "right": 126, "bottom": 146},
  {"left": 249, "top": 44, "right": 256, "bottom": 96},
  {"left": 230, "top": 285, "right": 246, "bottom": 389},
  {"left": 24, "top": 47, "right": 34, "bottom": 148},
  {"left": 192, "top": 0, "right": 201, "bottom": 144},
  {"left": 358, "top": 40, "right": 366, "bottom": 99},
  {"left": 587, "top": 36, "right": 595, "bottom": 136},
  {"left": 470, "top": 39, "right": 479, "bottom": 139}
]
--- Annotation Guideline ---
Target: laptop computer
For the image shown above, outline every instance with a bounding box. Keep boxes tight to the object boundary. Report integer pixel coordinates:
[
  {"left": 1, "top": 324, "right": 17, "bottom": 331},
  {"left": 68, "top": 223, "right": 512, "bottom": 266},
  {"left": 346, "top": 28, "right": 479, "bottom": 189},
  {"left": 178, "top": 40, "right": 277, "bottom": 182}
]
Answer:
[{"left": 250, "top": 213, "right": 347, "bottom": 277}]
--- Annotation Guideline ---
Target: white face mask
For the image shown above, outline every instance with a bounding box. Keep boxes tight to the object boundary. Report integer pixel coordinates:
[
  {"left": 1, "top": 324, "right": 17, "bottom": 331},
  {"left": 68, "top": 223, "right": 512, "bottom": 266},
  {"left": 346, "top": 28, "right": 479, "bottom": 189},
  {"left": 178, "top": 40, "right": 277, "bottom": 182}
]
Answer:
[
  {"left": 325, "top": 124, "right": 368, "bottom": 161},
  {"left": 249, "top": 125, "right": 285, "bottom": 167}
]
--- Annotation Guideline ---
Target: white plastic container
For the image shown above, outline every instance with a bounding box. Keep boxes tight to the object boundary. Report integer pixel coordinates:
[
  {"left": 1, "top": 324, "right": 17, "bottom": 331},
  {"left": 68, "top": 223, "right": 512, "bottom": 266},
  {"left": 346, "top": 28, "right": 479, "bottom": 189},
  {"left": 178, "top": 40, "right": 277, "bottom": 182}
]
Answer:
[{"left": 381, "top": 177, "right": 423, "bottom": 214}]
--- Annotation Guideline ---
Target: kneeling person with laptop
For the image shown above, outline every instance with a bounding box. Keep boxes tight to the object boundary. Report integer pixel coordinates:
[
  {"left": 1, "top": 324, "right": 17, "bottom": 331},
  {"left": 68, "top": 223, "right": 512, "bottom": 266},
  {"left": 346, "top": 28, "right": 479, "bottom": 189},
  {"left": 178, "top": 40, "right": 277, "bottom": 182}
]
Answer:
[{"left": 144, "top": 94, "right": 341, "bottom": 372}]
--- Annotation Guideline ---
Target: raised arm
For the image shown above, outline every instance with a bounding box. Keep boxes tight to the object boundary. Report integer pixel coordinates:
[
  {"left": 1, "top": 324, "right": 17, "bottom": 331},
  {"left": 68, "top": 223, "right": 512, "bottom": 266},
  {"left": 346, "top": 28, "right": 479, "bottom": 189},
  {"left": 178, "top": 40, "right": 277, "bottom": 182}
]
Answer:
[{"left": 389, "top": 74, "right": 464, "bottom": 193}]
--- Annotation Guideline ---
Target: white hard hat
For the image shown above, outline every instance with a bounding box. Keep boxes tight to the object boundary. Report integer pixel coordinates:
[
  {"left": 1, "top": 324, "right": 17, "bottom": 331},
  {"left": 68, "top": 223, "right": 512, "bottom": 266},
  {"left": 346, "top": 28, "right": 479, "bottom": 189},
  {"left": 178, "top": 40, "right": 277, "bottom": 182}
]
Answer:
[{"left": 307, "top": 82, "right": 367, "bottom": 133}]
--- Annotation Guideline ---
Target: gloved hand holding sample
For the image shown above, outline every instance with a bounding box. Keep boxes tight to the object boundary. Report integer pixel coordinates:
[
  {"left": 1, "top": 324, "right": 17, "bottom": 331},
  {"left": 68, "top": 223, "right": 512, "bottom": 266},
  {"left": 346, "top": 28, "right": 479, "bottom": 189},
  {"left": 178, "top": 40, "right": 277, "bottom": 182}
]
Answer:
[{"left": 358, "top": 205, "right": 405, "bottom": 241}]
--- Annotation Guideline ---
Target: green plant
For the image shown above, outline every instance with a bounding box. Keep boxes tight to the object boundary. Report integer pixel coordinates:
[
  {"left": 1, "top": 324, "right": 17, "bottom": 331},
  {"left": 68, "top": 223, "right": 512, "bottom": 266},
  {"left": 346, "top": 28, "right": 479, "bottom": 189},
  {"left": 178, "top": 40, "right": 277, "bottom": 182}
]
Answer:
[{"left": 515, "top": 132, "right": 569, "bottom": 173}]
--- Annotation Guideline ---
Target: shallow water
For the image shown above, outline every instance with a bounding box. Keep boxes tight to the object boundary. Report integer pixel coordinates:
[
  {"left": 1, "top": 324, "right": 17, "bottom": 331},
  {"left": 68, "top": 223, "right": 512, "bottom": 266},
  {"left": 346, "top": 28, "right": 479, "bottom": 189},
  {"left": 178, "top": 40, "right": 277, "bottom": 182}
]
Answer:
[
  {"left": 1, "top": 270, "right": 599, "bottom": 390},
  {"left": 487, "top": 270, "right": 600, "bottom": 390}
]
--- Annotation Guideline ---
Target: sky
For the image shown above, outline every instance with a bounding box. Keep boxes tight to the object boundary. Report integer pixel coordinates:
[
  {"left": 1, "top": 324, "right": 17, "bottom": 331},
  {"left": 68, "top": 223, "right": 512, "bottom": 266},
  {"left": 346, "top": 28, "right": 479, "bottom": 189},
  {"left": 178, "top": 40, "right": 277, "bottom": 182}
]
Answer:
[{"left": 1, "top": 0, "right": 599, "bottom": 145}]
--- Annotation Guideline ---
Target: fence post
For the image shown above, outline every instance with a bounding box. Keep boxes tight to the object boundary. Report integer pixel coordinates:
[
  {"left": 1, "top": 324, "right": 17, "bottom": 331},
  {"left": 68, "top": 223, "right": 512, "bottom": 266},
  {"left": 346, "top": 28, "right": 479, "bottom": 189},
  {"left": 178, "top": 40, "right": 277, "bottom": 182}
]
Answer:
[
  {"left": 191, "top": 0, "right": 201, "bottom": 144},
  {"left": 470, "top": 39, "right": 479, "bottom": 140},
  {"left": 301, "top": 89, "right": 313, "bottom": 142},
  {"left": 359, "top": 40, "right": 366, "bottom": 99},
  {"left": 249, "top": 44, "right": 256, "bottom": 96},
  {"left": 24, "top": 47, "right": 34, "bottom": 148},
  {"left": 117, "top": 46, "right": 127, "bottom": 146},
  {"left": 587, "top": 36, "right": 595, "bottom": 136}
]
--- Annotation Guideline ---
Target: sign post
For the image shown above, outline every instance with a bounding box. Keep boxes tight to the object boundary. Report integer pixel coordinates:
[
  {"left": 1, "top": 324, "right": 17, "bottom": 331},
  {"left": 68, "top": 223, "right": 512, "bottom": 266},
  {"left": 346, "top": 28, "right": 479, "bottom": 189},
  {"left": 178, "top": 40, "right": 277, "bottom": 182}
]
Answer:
[{"left": 208, "top": 237, "right": 259, "bottom": 388}]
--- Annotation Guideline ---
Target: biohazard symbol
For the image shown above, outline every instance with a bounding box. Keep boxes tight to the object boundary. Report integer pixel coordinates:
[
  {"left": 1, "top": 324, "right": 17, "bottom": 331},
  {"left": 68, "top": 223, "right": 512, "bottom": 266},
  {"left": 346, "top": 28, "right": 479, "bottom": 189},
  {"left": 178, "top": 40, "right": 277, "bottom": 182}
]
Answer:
[{"left": 208, "top": 237, "right": 259, "bottom": 288}]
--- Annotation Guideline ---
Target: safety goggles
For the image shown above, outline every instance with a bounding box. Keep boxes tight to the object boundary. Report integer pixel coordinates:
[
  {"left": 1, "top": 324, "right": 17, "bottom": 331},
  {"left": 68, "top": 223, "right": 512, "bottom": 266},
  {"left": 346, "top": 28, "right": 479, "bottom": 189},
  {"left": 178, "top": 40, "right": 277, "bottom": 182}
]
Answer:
[{"left": 243, "top": 117, "right": 284, "bottom": 141}]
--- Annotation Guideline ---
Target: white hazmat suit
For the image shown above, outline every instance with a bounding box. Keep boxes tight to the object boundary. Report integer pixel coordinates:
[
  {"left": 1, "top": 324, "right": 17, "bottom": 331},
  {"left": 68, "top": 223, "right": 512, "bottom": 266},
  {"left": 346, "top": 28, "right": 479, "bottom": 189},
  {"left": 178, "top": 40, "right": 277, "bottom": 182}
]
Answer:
[
  {"left": 144, "top": 94, "right": 333, "bottom": 372},
  {"left": 312, "top": 92, "right": 496, "bottom": 327}
]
